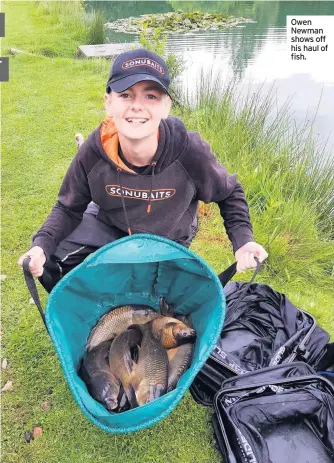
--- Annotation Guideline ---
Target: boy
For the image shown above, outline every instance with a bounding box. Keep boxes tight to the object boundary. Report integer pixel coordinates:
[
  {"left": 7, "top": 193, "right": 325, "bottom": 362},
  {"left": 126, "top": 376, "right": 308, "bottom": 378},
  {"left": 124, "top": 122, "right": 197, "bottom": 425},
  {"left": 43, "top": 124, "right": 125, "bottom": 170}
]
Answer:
[{"left": 18, "top": 48, "right": 267, "bottom": 292}]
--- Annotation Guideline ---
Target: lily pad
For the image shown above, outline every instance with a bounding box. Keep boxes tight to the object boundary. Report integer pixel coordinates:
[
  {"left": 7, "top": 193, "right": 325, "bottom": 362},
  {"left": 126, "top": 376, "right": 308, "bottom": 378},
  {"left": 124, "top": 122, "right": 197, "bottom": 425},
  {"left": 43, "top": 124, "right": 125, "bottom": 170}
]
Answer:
[{"left": 105, "top": 11, "right": 255, "bottom": 35}]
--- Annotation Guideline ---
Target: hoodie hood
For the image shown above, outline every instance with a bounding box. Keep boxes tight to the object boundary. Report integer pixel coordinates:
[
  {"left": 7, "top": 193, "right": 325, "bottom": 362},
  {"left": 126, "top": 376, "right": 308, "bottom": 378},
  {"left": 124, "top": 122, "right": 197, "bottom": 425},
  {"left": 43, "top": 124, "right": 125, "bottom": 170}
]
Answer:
[{"left": 91, "top": 115, "right": 189, "bottom": 175}]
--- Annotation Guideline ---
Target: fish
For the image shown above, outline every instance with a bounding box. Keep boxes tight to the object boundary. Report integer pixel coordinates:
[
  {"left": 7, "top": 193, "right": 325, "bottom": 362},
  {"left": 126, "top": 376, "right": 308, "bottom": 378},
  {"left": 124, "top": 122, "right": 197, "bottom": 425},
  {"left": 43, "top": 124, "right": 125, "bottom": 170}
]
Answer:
[
  {"left": 86, "top": 304, "right": 160, "bottom": 351},
  {"left": 115, "top": 386, "right": 131, "bottom": 413},
  {"left": 80, "top": 340, "right": 120, "bottom": 411},
  {"left": 129, "top": 322, "right": 168, "bottom": 406},
  {"left": 150, "top": 316, "right": 197, "bottom": 349},
  {"left": 159, "top": 298, "right": 193, "bottom": 328},
  {"left": 174, "top": 313, "right": 193, "bottom": 328},
  {"left": 108, "top": 328, "right": 142, "bottom": 408},
  {"left": 167, "top": 343, "right": 194, "bottom": 392},
  {"left": 159, "top": 297, "right": 175, "bottom": 317}
]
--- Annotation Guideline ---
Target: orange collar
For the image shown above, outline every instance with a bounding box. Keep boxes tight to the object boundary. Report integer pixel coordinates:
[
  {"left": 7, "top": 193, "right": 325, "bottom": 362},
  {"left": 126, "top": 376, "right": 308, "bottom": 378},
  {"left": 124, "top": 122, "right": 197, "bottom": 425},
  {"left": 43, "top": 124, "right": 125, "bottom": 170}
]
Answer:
[
  {"left": 100, "top": 117, "right": 135, "bottom": 173},
  {"left": 100, "top": 117, "right": 160, "bottom": 173}
]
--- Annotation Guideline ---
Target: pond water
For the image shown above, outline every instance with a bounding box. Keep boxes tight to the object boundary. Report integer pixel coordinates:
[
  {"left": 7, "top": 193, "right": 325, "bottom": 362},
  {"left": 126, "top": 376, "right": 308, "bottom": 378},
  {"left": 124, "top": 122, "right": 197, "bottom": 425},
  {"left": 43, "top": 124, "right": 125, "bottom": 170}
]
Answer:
[{"left": 85, "top": 1, "right": 334, "bottom": 155}]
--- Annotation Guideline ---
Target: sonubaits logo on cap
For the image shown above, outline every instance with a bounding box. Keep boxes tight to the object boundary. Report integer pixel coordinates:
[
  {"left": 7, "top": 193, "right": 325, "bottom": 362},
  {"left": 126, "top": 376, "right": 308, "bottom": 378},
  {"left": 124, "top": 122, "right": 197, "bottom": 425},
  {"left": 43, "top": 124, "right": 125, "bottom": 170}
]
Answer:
[{"left": 121, "top": 58, "right": 165, "bottom": 75}]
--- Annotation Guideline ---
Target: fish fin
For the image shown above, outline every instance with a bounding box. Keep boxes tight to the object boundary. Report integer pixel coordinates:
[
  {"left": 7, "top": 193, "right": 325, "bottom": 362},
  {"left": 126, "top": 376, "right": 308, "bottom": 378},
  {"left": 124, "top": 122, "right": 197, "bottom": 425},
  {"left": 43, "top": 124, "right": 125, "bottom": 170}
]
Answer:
[
  {"left": 134, "top": 380, "right": 150, "bottom": 406},
  {"left": 148, "top": 384, "right": 166, "bottom": 402},
  {"left": 124, "top": 384, "right": 139, "bottom": 408},
  {"left": 159, "top": 297, "right": 169, "bottom": 316},
  {"left": 130, "top": 365, "right": 142, "bottom": 390},
  {"left": 167, "top": 348, "right": 178, "bottom": 362}
]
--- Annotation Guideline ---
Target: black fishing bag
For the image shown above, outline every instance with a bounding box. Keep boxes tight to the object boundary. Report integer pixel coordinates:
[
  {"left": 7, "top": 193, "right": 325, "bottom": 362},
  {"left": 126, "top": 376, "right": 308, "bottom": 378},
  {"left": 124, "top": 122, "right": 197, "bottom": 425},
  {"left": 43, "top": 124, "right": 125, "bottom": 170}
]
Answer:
[
  {"left": 212, "top": 362, "right": 334, "bottom": 463},
  {"left": 190, "top": 267, "right": 333, "bottom": 406}
]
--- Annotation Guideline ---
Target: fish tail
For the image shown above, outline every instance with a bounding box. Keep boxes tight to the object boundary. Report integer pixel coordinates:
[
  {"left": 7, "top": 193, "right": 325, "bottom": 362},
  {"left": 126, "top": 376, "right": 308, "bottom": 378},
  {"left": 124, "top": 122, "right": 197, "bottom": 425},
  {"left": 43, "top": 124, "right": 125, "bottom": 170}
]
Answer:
[
  {"left": 124, "top": 384, "right": 139, "bottom": 408},
  {"left": 148, "top": 384, "right": 166, "bottom": 402}
]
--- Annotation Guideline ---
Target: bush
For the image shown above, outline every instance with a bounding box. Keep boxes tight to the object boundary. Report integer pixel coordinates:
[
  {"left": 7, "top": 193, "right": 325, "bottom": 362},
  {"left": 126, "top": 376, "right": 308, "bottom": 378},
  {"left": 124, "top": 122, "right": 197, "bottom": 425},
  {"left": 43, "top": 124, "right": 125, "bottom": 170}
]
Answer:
[{"left": 84, "top": 10, "right": 105, "bottom": 45}]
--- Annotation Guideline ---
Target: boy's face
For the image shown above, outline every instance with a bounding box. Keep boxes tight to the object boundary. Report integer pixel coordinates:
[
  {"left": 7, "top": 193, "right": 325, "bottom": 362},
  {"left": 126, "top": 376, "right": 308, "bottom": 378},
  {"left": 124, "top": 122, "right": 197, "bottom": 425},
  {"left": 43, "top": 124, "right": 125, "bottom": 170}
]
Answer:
[{"left": 104, "top": 81, "right": 171, "bottom": 140}]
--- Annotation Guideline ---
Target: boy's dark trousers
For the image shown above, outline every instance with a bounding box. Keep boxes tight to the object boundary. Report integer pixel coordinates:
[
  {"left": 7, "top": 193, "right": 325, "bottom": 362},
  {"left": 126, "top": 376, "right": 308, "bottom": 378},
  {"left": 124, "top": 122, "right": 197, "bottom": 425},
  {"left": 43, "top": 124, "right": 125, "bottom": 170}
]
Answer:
[{"left": 38, "top": 244, "right": 98, "bottom": 293}]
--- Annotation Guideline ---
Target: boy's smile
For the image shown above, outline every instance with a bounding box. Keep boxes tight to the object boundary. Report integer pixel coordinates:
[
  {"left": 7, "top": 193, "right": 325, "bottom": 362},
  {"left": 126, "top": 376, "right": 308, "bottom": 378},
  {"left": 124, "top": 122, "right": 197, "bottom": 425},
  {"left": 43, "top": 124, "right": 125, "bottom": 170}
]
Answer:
[{"left": 104, "top": 81, "right": 171, "bottom": 141}]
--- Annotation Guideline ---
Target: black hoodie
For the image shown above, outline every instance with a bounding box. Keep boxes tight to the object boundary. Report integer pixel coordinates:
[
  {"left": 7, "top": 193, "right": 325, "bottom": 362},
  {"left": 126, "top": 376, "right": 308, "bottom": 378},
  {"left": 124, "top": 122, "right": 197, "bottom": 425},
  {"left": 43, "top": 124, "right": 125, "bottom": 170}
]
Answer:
[{"left": 32, "top": 116, "right": 253, "bottom": 259}]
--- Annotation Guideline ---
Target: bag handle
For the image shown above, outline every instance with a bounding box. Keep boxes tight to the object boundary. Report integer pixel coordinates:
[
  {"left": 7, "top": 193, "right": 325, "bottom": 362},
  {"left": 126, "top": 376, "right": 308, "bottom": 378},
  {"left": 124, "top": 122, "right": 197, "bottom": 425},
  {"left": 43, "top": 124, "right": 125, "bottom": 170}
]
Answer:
[
  {"left": 220, "top": 258, "right": 262, "bottom": 321},
  {"left": 218, "top": 257, "right": 261, "bottom": 289},
  {"left": 217, "top": 262, "right": 237, "bottom": 287},
  {"left": 23, "top": 254, "right": 261, "bottom": 332},
  {"left": 22, "top": 257, "right": 49, "bottom": 333}
]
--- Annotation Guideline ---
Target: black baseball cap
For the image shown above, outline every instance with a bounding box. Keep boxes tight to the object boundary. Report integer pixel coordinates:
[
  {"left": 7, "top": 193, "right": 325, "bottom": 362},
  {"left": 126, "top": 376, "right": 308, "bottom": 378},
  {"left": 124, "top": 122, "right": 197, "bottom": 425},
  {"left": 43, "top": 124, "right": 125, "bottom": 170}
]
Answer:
[{"left": 106, "top": 48, "right": 170, "bottom": 96}]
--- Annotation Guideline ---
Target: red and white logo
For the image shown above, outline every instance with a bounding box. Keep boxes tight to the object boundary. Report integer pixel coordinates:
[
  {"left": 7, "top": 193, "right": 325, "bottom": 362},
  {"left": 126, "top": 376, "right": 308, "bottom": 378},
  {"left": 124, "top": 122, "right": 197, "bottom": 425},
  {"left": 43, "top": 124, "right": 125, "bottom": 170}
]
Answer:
[{"left": 121, "top": 58, "right": 165, "bottom": 75}]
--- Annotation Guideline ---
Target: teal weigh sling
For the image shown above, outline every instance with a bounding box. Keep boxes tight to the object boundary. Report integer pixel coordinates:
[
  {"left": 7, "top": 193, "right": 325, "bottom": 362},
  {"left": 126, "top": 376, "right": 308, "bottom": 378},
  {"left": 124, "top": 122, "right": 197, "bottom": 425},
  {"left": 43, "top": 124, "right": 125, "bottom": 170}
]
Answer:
[{"left": 24, "top": 234, "right": 226, "bottom": 433}]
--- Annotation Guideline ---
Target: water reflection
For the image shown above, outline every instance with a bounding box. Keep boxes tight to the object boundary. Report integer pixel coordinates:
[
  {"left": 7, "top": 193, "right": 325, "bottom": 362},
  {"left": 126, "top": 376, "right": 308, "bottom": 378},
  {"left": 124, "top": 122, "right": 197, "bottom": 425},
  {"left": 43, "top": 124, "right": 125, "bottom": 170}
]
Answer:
[{"left": 84, "top": 1, "right": 334, "bottom": 152}]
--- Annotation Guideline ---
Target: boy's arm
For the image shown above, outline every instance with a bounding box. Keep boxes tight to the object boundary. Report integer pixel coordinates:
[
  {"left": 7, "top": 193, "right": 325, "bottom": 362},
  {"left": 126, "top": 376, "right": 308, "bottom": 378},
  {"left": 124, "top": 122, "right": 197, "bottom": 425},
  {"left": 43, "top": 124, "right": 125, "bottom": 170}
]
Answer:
[
  {"left": 31, "top": 150, "right": 93, "bottom": 260},
  {"left": 216, "top": 183, "right": 253, "bottom": 254},
  {"left": 181, "top": 132, "right": 253, "bottom": 253}
]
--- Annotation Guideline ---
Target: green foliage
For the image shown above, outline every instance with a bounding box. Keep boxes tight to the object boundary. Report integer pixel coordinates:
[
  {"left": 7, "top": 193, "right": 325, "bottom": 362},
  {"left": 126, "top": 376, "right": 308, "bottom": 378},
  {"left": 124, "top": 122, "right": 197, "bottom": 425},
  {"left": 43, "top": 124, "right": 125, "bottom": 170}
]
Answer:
[
  {"left": 35, "top": 1, "right": 105, "bottom": 50},
  {"left": 84, "top": 10, "right": 106, "bottom": 45},
  {"left": 139, "top": 22, "right": 167, "bottom": 56},
  {"left": 175, "top": 75, "right": 334, "bottom": 288},
  {"left": 109, "top": 10, "right": 249, "bottom": 34},
  {"left": 137, "top": 25, "right": 186, "bottom": 103},
  {"left": 138, "top": 10, "right": 231, "bottom": 31}
]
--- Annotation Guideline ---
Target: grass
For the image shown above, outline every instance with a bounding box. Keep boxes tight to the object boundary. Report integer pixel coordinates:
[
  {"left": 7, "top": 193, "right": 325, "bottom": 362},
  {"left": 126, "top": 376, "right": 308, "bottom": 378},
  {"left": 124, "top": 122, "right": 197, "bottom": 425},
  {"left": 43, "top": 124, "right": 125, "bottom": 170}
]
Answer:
[
  {"left": 2, "top": 1, "right": 105, "bottom": 58},
  {"left": 176, "top": 72, "right": 334, "bottom": 290},
  {"left": 1, "top": 2, "right": 334, "bottom": 463}
]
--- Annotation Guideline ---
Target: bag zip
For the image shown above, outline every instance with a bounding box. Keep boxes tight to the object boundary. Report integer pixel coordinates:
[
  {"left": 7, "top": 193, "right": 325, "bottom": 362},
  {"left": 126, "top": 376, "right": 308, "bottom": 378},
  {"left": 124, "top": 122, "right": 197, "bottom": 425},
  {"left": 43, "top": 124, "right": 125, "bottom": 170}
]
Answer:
[
  {"left": 215, "top": 373, "right": 334, "bottom": 406},
  {"left": 60, "top": 246, "right": 86, "bottom": 263},
  {"left": 285, "top": 309, "right": 317, "bottom": 363}
]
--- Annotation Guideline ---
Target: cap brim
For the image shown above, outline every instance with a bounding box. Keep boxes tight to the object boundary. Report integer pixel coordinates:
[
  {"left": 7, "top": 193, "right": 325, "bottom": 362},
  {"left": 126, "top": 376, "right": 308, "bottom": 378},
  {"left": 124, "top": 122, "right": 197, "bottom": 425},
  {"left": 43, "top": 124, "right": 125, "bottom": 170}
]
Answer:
[{"left": 107, "top": 74, "right": 170, "bottom": 96}]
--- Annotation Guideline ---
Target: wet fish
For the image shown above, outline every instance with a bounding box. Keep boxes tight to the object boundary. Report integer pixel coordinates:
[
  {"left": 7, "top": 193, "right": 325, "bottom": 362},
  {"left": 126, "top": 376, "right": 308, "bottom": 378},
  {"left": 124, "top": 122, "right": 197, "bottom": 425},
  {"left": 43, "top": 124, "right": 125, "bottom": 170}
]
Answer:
[
  {"left": 80, "top": 340, "right": 120, "bottom": 411},
  {"left": 167, "top": 343, "right": 194, "bottom": 392},
  {"left": 86, "top": 305, "right": 160, "bottom": 351},
  {"left": 151, "top": 316, "right": 196, "bottom": 349},
  {"left": 129, "top": 322, "right": 168, "bottom": 406},
  {"left": 114, "top": 385, "right": 131, "bottom": 413},
  {"left": 108, "top": 328, "right": 142, "bottom": 408},
  {"left": 174, "top": 313, "right": 193, "bottom": 328}
]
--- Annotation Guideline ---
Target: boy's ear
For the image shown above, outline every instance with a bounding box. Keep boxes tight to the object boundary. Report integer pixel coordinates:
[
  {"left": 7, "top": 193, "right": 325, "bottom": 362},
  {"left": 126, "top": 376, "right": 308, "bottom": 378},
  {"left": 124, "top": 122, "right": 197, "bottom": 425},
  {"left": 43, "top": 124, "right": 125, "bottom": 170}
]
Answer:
[
  {"left": 161, "top": 95, "right": 172, "bottom": 119},
  {"left": 104, "top": 93, "right": 112, "bottom": 116}
]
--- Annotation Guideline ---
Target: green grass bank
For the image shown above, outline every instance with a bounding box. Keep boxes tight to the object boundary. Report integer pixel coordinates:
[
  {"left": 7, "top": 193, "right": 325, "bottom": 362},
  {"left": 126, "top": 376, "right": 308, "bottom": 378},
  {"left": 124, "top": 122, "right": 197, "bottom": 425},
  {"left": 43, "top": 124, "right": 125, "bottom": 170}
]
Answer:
[{"left": 2, "top": 2, "right": 334, "bottom": 463}]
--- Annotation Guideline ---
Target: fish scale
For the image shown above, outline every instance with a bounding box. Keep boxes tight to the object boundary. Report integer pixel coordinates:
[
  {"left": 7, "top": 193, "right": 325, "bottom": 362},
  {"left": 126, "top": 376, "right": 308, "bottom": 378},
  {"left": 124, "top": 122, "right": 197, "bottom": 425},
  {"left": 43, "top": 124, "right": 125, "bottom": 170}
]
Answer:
[
  {"left": 109, "top": 328, "right": 142, "bottom": 408},
  {"left": 130, "top": 323, "right": 168, "bottom": 406},
  {"left": 86, "top": 304, "right": 160, "bottom": 351},
  {"left": 167, "top": 343, "right": 194, "bottom": 391}
]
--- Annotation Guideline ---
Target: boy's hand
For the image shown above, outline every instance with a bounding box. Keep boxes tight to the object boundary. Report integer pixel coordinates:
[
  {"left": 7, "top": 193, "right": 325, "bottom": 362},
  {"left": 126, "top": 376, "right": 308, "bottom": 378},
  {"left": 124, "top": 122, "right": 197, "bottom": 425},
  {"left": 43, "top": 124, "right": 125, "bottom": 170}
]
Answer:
[
  {"left": 235, "top": 241, "right": 268, "bottom": 273},
  {"left": 18, "top": 246, "right": 46, "bottom": 277}
]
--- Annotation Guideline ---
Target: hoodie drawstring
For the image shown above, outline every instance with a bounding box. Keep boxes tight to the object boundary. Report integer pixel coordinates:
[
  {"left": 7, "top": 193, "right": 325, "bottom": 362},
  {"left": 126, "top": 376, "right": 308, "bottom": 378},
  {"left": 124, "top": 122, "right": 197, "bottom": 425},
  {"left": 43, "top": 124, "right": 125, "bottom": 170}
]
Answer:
[
  {"left": 147, "top": 162, "right": 156, "bottom": 214},
  {"left": 117, "top": 162, "right": 157, "bottom": 236},
  {"left": 117, "top": 168, "right": 132, "bottom": 236}
]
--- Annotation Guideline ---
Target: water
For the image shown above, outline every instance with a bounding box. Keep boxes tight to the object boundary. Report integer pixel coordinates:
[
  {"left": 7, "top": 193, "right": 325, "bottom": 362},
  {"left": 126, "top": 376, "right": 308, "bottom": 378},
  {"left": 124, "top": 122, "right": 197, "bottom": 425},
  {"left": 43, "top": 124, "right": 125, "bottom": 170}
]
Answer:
[{"left": 85, "top": 1, "right": 334, "bottom": 154}]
